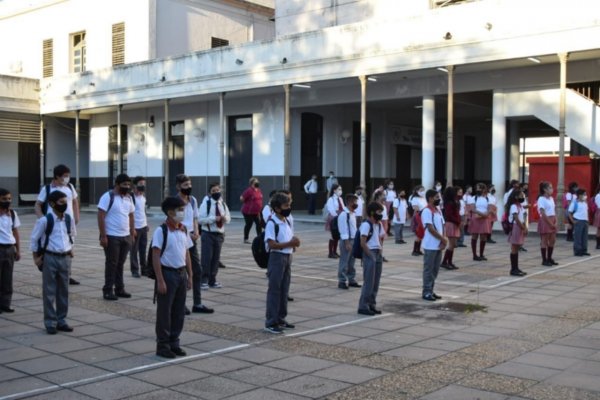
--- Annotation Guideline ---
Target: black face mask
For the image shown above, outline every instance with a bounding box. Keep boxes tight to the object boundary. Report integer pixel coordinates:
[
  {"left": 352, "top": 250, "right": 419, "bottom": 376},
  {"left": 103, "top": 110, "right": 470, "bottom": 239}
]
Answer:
[
  {"left": 476, "top": 190, "right": 483, "bottom": 196},
  {"left": 136, "top": 185, "right": 145, "bottom": 192},
  {"left": 280, "top": 208, "right": 292, "bottom": 217},
  {"left": 350, "top": 203, "right": 358, "bottom": 210},
  {"left": 0, "top": 201, "right": 10, "bottom": 209},
  {"left": 211, "top": 192, "right": 222, "bottom": 201},
  {"left": 433, "top": 199, "right": 441, "bottom": 206},
  {"left": 119, "top": 186, "right": 130, "bottom": 195},
  {"left": 517, "top": 198, "right": 525, "bottom": 203},
  {"left": 181, "top": 187, "right": 192, "bottom": 196},
  {"left": 254, "top": 183, "right": 260, "bottom": 188},
  {"left": 491, "top": 190, "right": 496, "bottom": 195},
  {"left": 373, "top": 213, "right": 383, "bottom": 221},
  {"left": 54, "top": 203, "right": 67, "bottom": 213}
]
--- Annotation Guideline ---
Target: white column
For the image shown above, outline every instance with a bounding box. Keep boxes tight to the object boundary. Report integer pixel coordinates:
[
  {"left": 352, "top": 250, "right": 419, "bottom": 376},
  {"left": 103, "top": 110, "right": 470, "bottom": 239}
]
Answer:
[
  {"left": 117, "top": 105, "right": 122, "bottom": 175},
  {"left": 492, "top": 90, "right": 506, "bottom": 210},
  {"left": 283, "top": 84, "right": 291, "bottom": 190},
  {"left": 557, "top": 52, "right": 569, "bottom": 231},
  {"left": 163, "top": 99, "right": 170, "bottom": 200},
  {"left": 359, "top": 76, "right": 367, "bottom": 189},
  {"left": 509, "top": 120, "right": 520, "bottom": 181},
  {"left": 75, "top": 110, "right": 81, "bottom": 195},
  {"left": 422, "top": 96, "right": 435, "bottom": 190},
  {"left": 40, "top": 116, "right": 44, "bottom": 187},
  {"left": 219, "top": 92, "right": 226, "bottom": 191}
]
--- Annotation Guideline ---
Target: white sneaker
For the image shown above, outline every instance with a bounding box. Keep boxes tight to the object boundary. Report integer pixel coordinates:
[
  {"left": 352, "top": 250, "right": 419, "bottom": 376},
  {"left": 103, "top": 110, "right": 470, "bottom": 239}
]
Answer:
[
  {"left": 210, "top": 282, "right": 223, "bottom": 289},
  {"left": 200, "top": 283, "right": 209, "bottom": 290}
]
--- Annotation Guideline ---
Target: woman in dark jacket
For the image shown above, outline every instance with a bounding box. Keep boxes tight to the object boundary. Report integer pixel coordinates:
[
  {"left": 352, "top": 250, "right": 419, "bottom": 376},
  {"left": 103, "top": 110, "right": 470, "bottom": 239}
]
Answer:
[
  {"left": 240, "top": 177, "right": 263, "bottom": 243},
  {"left": 441, "top": 186, "right": 461, "bottom": 270}
]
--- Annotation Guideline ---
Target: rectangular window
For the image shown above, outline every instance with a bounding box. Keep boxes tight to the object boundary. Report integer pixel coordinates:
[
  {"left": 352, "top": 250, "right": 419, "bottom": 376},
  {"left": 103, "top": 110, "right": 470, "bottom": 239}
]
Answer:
[
  {"left": 211, "top": 37, "right": 229, "bottom": 48},
  {"left": 42, "top": 39, "right": 53, "bottom": 78},
  {"left": 112, "top": 22, "right": 125, "bottom": 66},
  {"left": 71, "top": 31, "right": 86, "bottom": 73}
]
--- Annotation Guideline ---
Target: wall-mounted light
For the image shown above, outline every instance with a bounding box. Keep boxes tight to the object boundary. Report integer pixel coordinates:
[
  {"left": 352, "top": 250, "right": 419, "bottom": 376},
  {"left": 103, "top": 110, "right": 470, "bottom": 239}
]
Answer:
[
  {"left": 160, "top": 75, "right": 166, "bottom": 82},
  {"left": 193, "top": 128, "right": 206, "bottom": 141},
  {"left": 148, "top": 115, "right": 155, "bottom": 128},
  {"left": 444, "top": 32, "right": 452, "bottom": 40},
  {"left": 280, "top": 57, "right": 288, "bottom": 64},
  {"left": 340, "top": 129, "right": 351, "bottom": 144},
  {"left": 437, "top": 67, "right": 449, "bottom": 73},
  {"left": 527, "top": 57, "right": 541, "bottom": 64},
  {"left": 292, "top": 83, "right": 311, "bottom": 89},
  {"left": 235, "top": 59, "right": 244, "bottom": 65}
]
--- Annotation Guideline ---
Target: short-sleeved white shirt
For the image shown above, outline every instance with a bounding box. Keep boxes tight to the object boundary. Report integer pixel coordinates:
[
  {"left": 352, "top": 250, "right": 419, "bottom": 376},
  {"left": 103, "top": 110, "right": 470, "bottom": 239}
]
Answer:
[
  {"left": 385, "top": 190, "right": 396, "bottom": 202},
  {"left": 326, "top": 195, "right": 344, "bottom": 217},
  {"left": 537, "top": 196, "right": 556, "bottom": 217},
  {"left": 98, "top": 191, "right": 135, "bottom": 237},
  {"left": 459, "top": 198, "right": 466, "bottom": 216},
  {"left": 410, "top": 196, "right": 427, "bottom": 212},
  {"left": 264, "top": 216, "right": 294, "bottom": 254},
  {"left": 595, "top": 194, "right": 600, "bottom": 210},
  {"left": 355, "top": 196, "right": 364, "bottom": 217},
  {"left": 568, "top": 200, "right": 588, "bottom": 221},
  {"left": 181, "top": 196, "right": 199, "bottom": 233},
  {"left": 392, "top": 198, "right": 407, "bottom": 224},
  {"left": 262, "top": 205, "right": 272, "bottom": 223},
  {"left": 152, "top": 225, "right": 193, "bottom": 268},
  {"left": 359, "top": 220, "right": 384, "bottom": 250},
  {"left": 30, "top": 211, "right": 76, "bottom": 253},
  {"left": 421, "top": 206, "right": 445, "bottom": 250},
  {"left": 0, "top": 210, "right": 20, "bottom": 244},
  {"left": 509, "top": 204, "right": 526, "bottom": 224},
  {"left": 37, "top": 183, "right": 78, "bottom": 219},
  {"left": 133, "top": 194, "right": 147, "bottom": 229},
  {"left": 468, "top": 196, "right": 489, "bottom": 214},
  {"left": 337, "top": 208, "right": 357, "bottom": 240},
  {"left": 381, "top": 205, "right": 389, "bottom": 221},
  {"left": 488, "top": 194, "right": 497, "bottom": 206}
]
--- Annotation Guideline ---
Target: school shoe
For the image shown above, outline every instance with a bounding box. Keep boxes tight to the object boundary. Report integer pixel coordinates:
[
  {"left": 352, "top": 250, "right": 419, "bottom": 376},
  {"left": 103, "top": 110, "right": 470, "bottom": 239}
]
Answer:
[
  {"left": 279, "top": 321, "right": 295, "bottom": 329},
  {"left": 549, "top": 259, "right": 559, "bottom": 265},
  {"left": 132, "top": 271, "right": 141, "bottom": 278},
  {"left": 156, "top": 348, "right": 176, "bottom": 359},
  {"left": 348, "top": 281, "right": 362, "bottom": 288},
  {"left": 219, "top": 262, "right": 227, "bottom": 268},
  {"left": 264, "top": 325, "right": 284, "bottom": 334},
  {"left": 457, "top": 243, "right": 467, "bottom": 247},
  {"left": 69, "top": 278, "right": 80, "bottom": 285},
  {"left": 542, "top": 260, "right": 553, "bottom": 267},
  {"left": 0, "top": 306, "right": 14, "bottom": 313},
  {"left": 510, "top": 269, "right": 527, "bottom": 276},
  {"left": 433, "top": 293, "right": 442, "bottom": 300},
  {"left": 449, "top": 264, "right": 459, "bottom": 270},
  {"left": 338, "top": 282, "right": 349, "bottom": 289},
  {"left": 46, "top": 327, "right": 57, "bottom": 335},
  {"left": 519, "top": 246, "right": 528, "bottom": 252},
  {"left": 192, "top": 305, "right": 214, "bottom": 314},
  {"left": 287, "top": 296, "right": 294, "bottom": 302},
  {"left": 383, "top": 257, "right": 389, "bottom": 262},
  {"left": 358, "top": 308, "right": 376, "bottom": 316},
  {"left": 57, "top": 324, "right": 74, "bottom": 332},
  {"left": 115, "top": 291, "right": 132, "bottom": 298},
  {"left": 412, "top": 251, "right": 422, "bottom": 257},
  {"left": 582, "top": 252, "right": 591, "bottom": 256},
  {"left": 422, "top": 294, "right": 436, "bottom": 301},
  {"left": 487, "top": 239, "right": 496, "bottom": 244},
  {"left": 244, "top": 239, "right": 251, "bottom": 244},
  {"left": 171, "top": 347, "right": 187, "bottom": 356},
  {"left": 440, "top": 263, "right": 452, "bottom": 270},
  {"left": 473, "top": 256, "right": 483, "bottom": 261},
  {"left": 201, "top": 283, "right": 209, "bottom": 289},
  {"left": 210, "top": 282, "right": 223, "bottom": 289},
  {"left": 103, "top": 292, "right": 118, "bottom": 301},
  {"left": 369, "top": 307, "right": 382, "bottom": 315},
  {"left": 185, "top": 306, "right": 191, "bottom": 315}
]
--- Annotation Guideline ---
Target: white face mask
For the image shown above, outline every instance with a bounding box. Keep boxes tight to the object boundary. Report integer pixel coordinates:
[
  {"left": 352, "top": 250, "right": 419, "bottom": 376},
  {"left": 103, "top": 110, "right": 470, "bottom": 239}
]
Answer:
[
  {"left": 62, "top": 176, "right": 70, "bottom": 185},
  {"left": 174, "top": 210, "right": 184, "bottom": 223},
  {"left": 582, "top": 195, "right": 588, "bottom": 202},
  {"left": 418, "top": 190, "right": 425, "bottom": 197},
  {"left": 388, "top": 184, "right": 394, "bottom": 189},
  {"left": 336, "top": 189, "right": 343, "bottom": 196},
  {"left": 435, "top": 185, "right": 442, "bottom": 191}
]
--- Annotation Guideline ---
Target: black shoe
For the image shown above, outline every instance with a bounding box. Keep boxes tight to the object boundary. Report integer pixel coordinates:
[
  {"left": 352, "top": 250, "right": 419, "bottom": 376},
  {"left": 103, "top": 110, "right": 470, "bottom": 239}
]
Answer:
[
  {"left": 510, "top": 270, "right": 526, "bottom": 276},
  {"left": 103, "top": 292, "right": 118, "bottom": 301},
  {"left": 433, "top": 293, "right": 442, "bottom": 300},
  {"left": 473, "top": 256, "right": 482, "bottom": 261},
  {"left": 219, "top": 262, "right": 226, "bottom": 268},
  {"left": 333, "top": 253, "right": 340, "bottom": 259},
  {"left": 358, "top": 308, "right": 375, "bottom": 316},
  {"left": 348, "top": 281, "right": 362, "bottom": 288},
  {"left": 399, "top": 240, "right": 407, "bottom": 244},
  {"left": 338, "top": 282, "right": 348, "bottom": 289},
  {"left": 280, "top": 321, "right": 295, "bottom": 329},
  {"left": 0, "top": 306, "right": 14, "bottom": 313},
  {"left": 457, "top": 244, "right": 467, "bottom": 247},
  {"left": 46, "top": 327, "right": 57, "bottom": 335},
  {"left": 449, "top": 264, "right": 459, "bottom": 270},
  {"left": 264, "top": 325, "right": 284, "bottom": 334},
  {"left": 488, "top": 239, "right": 496, "bottom": 244},
  {"left": 192, "top": 305, "right": 214, "bottom": 314},
  {"left": 412, "top": 251, "right": 421, "bottom": 257},
  {"left": 328, "top": 254, "right": 336, "bottom": 259},
  {"left": 440, "top": 263, "right": 452, "bottom": 270},
  {"left": 382, "top": 257, "right": 389, "bottom": 262},
  {"left": 156, "top": 348, "right": 176, "bottom": 358},
  {"left": 566, "top": 238, "right": 574, "bottom": 242},
  {"left": 132, "top": 271, "right": 141, "bottom": 278},
  {"left": 171, "top": 347, "right": 187, "bottom": 356},
  {"left": 69, "top": 278, "right": 80, "bottom": 285},
  {"left": 479, "top": 256, "right": 488, "bottom": 261},
  {"left": 287, "top": 296, "right": 294, "bottom": 302},
  {"left": 422, "top": 294, "right": 436, "bottom": 301},
  {"left": 519, "top": 247, "right": 528, "bottom": 252},
  {"left": 185, "top": 306, "right": 191, "bottom": 315},
  {"left": 57, "top": 324, "right": 74, "bottom": 332},
  {"left": 549, "top": 259, "right": 559, "bottom": 266},
  {"left": 583, "top": 252, "right": 591, "bottom": 256},
  {"left": 542, "top": 260, "right": 553, "bottom": 267},
  {"left": 115, "top": 291, "right": 132, "bottom": 298},
  {"left": 370, "top": 307, "right": 382, "bottom": 315}
]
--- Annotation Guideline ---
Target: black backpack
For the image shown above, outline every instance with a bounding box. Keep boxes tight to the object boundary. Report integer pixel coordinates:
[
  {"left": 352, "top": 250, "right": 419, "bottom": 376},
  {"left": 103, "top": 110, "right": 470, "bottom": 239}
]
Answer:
[
  {"left": 36, "top": 213, "right": 73, "bottom": 270},
  {"left": 144, "top": 224, "right": 169, "bottom": 279},
  {"left": 330, "top": 212, "right": 350, "bottom": 241},
  {"left": 252, "top": 218, "right": 285, "bottom": 269},
  {"left": 352, "top": 221, "right": 374, "bottom": 259},
  {"left": 41, "top": 184, "right": 75, "bottom": 215}
]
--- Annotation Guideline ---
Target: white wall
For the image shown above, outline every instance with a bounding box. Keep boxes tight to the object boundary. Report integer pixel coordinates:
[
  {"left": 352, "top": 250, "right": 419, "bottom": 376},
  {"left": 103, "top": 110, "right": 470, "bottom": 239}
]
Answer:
[
  {"left": 44, "top": 117, "right": 77, "bottom": 178},
  {"left": 0, "top": 141, "right": 19, "bottom": 177}
]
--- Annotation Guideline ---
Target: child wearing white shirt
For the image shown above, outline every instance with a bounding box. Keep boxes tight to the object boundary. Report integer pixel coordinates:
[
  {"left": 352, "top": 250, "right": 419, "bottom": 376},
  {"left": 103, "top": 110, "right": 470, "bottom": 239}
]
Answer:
[{"left": 568, "top": 188, "right": 590, "bottom": 257}]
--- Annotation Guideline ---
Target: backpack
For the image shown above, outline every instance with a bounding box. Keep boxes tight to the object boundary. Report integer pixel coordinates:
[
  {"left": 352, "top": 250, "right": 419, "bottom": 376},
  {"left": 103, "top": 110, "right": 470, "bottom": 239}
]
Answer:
[
  {"left": 410, "top": 210, "right": 425, "bottom": 239},
  {"left": 330, "top": 212, "right": 350, "bottom": 241},
  {"left": 589, "top": 196, "right": 598, "bottom": 215},
  {"left": 501, "top": 212, "right": 512, "bottom": 235},
  {"left": 41, "top": 184, "right": 75, "bottom": 214},
  {"left": 144, "top": 223, "right": 169, "bottom": 280},
  {"left": 104, "top": 190, "right": 134, "bottom": 213},
  {"left": 562, "top": 194, "right": 570, "bottom": 210},
  {"left": 407, "top": 202, "right": 415, "bottom": 218},
  {"left": 36, "top": 214, "right": 73, "bottom": 272},
  {"left": 352, "top": 221, "right": 374, "bottom": 259},
  {"left": 7, "top": 209, "right": 15, "bottom": 229},
  {"left": 251, "top": 218, "right": 283, "bottom": 269}
]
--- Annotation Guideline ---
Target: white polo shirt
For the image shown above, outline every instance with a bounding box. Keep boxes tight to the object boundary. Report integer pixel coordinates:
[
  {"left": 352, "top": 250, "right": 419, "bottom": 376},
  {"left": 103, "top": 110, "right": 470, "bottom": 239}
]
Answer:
[
  {"left": 359, "top": 220, "right": 384, "bottom": 250},
  {"left": 509, "top": 204, "right": 526, "bottom": 224},
  {"left": 152, "top": 225, "right": 193, "bottom": 268},
  {"left": 37, "top": 183, "right": 78, "bottom": 219},
  {"left": 98, "top": 191, "right": 135, "bottom": 237},
  {"left": 0, "top": 210, "right": 20, "bottom": 244},
  {"left": 30, "top": 211, "right": 76, "bottom": 253},
  {"left": 410, "top": 196, "right": 427, "bottom": 212},
  {"left": 421, "top": 206, "right": 445, "bottom": 250},
  {"left": 337, "top": 208, "right": 357, "bottom": 240},
  {"left": 537, "top": 196, "right": 556, "bottom": 217},
  {"left": 264, "top": 216, "right": 294, "bottom": 254},
  {"left": 133, "top": 194, "right": 147, "bottom": 229},
  {"left": 569, "top": 200, "right": 589, "bottom": 221},
  {"left": 392, "top": 198, "right": 407, "bottom": 224}
]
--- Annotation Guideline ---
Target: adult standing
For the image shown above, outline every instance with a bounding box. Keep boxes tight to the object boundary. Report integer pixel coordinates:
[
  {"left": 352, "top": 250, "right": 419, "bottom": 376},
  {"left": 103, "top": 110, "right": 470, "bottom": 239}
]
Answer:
[
  {"left": 240, "top": 177, "right": 263, "bottom": 244},
  {"left": 97, "top": 174, "right": 135, "bottom": 300},
  {"left": 35, "top": 164, "right": 80, "bottom": 285},
  {"left": 130, "top": 176, "right": 148, "bottom": 278},
  {"left": 303, "top": 174, "right": 318, "bottom": 215},
  {"left": 326, "top": 171, "right": 338, "bottom": 194},
  {"left": 325, "top": 184, "right": 344, "bottom": 258}
]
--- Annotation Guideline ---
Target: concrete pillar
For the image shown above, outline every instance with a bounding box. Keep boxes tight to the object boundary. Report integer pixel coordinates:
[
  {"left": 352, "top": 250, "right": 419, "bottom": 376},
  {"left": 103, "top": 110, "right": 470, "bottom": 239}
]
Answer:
[
  {"left": 75, "top": 110, "right": 81, "bottom": 195},
  {"left": 557, "top": 52, "right": 569, "bottom": 231},
  {"left": 283, "top": 84, "right": 291, "bottom": 190},
  {"left": 509, "top": 120, "right": 520, "bottom": 182},
  {"left": 40, "top": 116, "right": 44, "bottom": 187},
  {"left": 117, "top": 105, "right": 122, "bottom": 175},
  {"left": 446, "top": 65, "right": 455, "bottom": 187},
  {"left": 163, "top": 99, "right": 170, "bottom": 200},
  {"left": 359, "top": 76, "right": 367, "bottom": 189},
  {"left": 422, "top": 96, "right": 435, "bottom": 190},
  {"left": 219, "top": 92, "right": 226, "bottom": 193},
  {"left": 492, "top": 91, "right": 506, "bottom": 209}
]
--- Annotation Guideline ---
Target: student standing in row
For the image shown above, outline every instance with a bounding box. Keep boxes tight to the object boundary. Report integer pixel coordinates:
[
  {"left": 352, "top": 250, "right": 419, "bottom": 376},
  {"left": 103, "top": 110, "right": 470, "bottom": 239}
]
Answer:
[
  {"left": 457, "top": 187, "right": 467, "bottom": 247},
  {"left": 199, "top": 183, "right": 230, "bottom": 289},
  {"left": 153, "top": 197, "right": 193, "bottom": 358},
  {"left": 392, "top": 189, "right": 407, "bottom": 244},
  {"left": 303, "top": 174, "right": 318, "bottom": 215},
  {"left": 487, "top": 185, "right": 498, "bottom": 244},
  {"left": 385, "top": 180, "right": 396, "bottom": 235},
  {"left": 357, "top": 202, "right": 385, "bottom": 316},
  {"left": 97, "top": 174, "right": 135, "bottom": 300},
  {"left": 35, "top": 164, "right": 80, "bottom": 285},
  {"left": 564, "top": 182, "right": 578, "bottom": 242},
  {"left": 264, "top": 192, "right": 300, "bottom": 334},
  {"left": 410, "top": 185, "right": 427, "bottom": 256},
  {"left": 130, "top": 176, "right": 148, "bottom": 278},
  {"left": 441, "top": 186, "right": 460, "bottom": 270},
  {"left": 31, "top": 191, "right": 76, "bottom": 333},
  {"left": 537, "top": 181, "right": 558, "bottom": 266},
  {"left": 421, "top": 190, "right": 447, "bottom": 301},
  {"left": 355, "top": 186, "right": 365, "bottom": 226},
  {"left": 337, "top": 194, "right": 361, "bottom": 290},
  {"left": 506, "top": 189, "right": 528, "bottom": 276},
  {"left": 569, "top": 188, "right": 590, "bottom": 257},
  {"left": 0, "top": 188, "right": 20, "bottom": 314},
  {"left": 325, "top": 184, "right": 344, "bottom": 258},
  {"left": 468, "top": 183, "right": 491, "bottom": 261}
]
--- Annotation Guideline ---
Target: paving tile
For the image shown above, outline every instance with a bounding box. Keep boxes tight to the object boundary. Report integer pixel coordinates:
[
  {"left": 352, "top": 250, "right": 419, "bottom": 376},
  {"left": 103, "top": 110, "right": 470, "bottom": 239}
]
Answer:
[
  {"left": 458, "top": 371, "right": 538, "bottom": 395},
  {"left": 176, "top": 375, "right": 256, "bottom": 399},
  {"left": 223, "top": 365, "right": 300, "bottom": 386},
  {"left": 182, "top": 355, "right": 254, "bottom": 374},
  {"left": 510, "top": 352, "right": 581, "bottom": 370},
  {"left": 312, "top": 363, "right": 387, "bottom": 383},
  {"left": 547, "top": 370, "right": 600, "bottom": 392},
  {"left": 130, "top": 365, "right": 209, "bottom": 386},
  {"left": 0, "top": 365, "right": 26, "bottom": 382},
  {"left": 226, "top": 346, "right": 290, "bottom": 364},
  {"left": 224, "top": 387, "right": 311, "bottom": 400},
  {"left": 37, "top": 364, "right": 109, "bottom": 385},
  {"left": 0, "top": 376, "right": 54, "bottom": 397},
  {"left": 121, "top": 388, "right": 199, "bottom": 400},
  {"left": 486, "top": 361, "right": 561, "bottom": 381},
  {"left": 383, "top": 345, "right": 448, "bottom": 361},
  {"left": 520, "top": 383, "right": 600, "bottom": 400},
  {"left": 265, "top": 355, "right": 338, "bottom": 373},
  {"left": 0, "top": 345, "right": 49, "bottom": 363},
  {"left": 269, "top": 375, "right": 351, "bottom": 398},
  {"left": 63, "top": 346, "right": 133, "bottom": 363},
  {"left": 19, "top": 389, "right": 97, "bottom": 400},
  {"left": 7, "top": 354, "right": 80, "bottom": 374},
  {"left": 72, "top": 376, "right": 159, "bottom": 400},
  {"left": 420, "top": 385, "right": 510, "bottom": 400}
]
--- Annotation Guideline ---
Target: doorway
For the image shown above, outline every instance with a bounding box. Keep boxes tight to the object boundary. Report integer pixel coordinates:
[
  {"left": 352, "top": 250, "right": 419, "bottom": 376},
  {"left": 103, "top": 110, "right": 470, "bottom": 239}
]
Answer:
[
  {"left": 168, "top": 121, "right": 185, "bottom": 195},
  {"left": 18, "top": 142, "right": 41, "bottom": 204},
  {"left": 301, "top": 113, "right": 323, "bottom": 184},
  {"left": 228, "top": 115, "right": 253, "bottom": 209},
  {"left": 108, "top": 124, "right": 127, "bottom": 187},
  {"left": 395, "top": 144, "right": 412, "bottom": 192}
]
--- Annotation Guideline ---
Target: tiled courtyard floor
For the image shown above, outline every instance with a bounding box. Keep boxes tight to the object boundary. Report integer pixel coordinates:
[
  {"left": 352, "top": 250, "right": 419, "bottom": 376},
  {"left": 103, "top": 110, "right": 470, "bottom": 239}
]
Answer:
[{"left": 1, "top": 210, "right": 600, "bottom": 400}]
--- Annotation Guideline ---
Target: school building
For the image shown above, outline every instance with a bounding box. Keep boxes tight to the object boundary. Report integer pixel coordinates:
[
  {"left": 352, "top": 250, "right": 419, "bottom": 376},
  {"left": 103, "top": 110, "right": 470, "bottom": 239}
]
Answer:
[{"left": 0, "top": 0, "right": 599, "bottom": 210}]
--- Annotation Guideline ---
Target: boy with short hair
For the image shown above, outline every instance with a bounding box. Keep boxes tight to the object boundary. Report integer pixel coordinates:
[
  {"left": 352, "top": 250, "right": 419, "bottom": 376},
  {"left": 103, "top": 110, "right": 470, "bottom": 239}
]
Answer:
[
  {"left": 421, "top": 189, "right": 448, "bottom": 301},
  {"left": 0, "top": 188, "right": 20, "bottom": 313},
  {"left": 264, "top": 192, "right": 300, "bottom": 333},
  {"left": 199, "top": 183, "right": 230, "bottom": 289},
  {"left": 569, "top": 188, "right": 590, "bottom": 257},
  {"left": 153, "top": 197, "right": 193, "bottom": 358},
  {"left": 338, "top": 194, "right": 361, "bottom": 290},
  {"left": 130, "top": 176, "right": 148, "bottom": 278},
  {"left": 392, "top": 190, "right": 407, "bottom": 244},
  {"left": 31, "top": 190, "right": 76, "bottom": 333},
  {"left": 357, "top": 201, "right": 386, "bottom": 316}
]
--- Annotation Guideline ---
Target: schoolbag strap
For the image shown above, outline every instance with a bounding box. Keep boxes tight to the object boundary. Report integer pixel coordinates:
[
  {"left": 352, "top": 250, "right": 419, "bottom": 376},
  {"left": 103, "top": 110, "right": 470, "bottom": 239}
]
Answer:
[
  {"left": 65, "top": 214, "right": 73, "bottom": 244},
  {"left": 160, "top": 223, "right": 168, "bottom": 257},
  {"left": 41, "top": 214, "right": 54, "bottom": 253}
]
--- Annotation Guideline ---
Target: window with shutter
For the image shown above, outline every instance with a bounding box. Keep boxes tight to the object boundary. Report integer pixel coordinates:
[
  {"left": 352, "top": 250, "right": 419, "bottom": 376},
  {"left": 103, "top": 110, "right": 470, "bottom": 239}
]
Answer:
[
  {"left": 42, "top": 39, "right": 53, "bottom": 78},
  {"left": 211, "top": 37, "right": 229, "bottom": 48},
  {"left": 70, "top": 31, "right": 86, "bottom": 73},
  {"left": 112, "top": 22, "right": 125, "bottom": 66}
]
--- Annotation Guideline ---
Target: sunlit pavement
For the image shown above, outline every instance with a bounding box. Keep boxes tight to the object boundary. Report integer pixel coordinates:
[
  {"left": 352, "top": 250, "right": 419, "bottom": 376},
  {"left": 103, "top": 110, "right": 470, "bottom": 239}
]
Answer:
[{"left": 1, "top": 211, "right": 600, "bottom": 400}]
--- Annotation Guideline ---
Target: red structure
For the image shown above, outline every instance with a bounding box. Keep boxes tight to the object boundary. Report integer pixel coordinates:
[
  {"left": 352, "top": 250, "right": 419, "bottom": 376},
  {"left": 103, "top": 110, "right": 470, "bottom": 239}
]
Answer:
[{"left": 527, "top": 155, "right": 599, "bottom": 221}]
